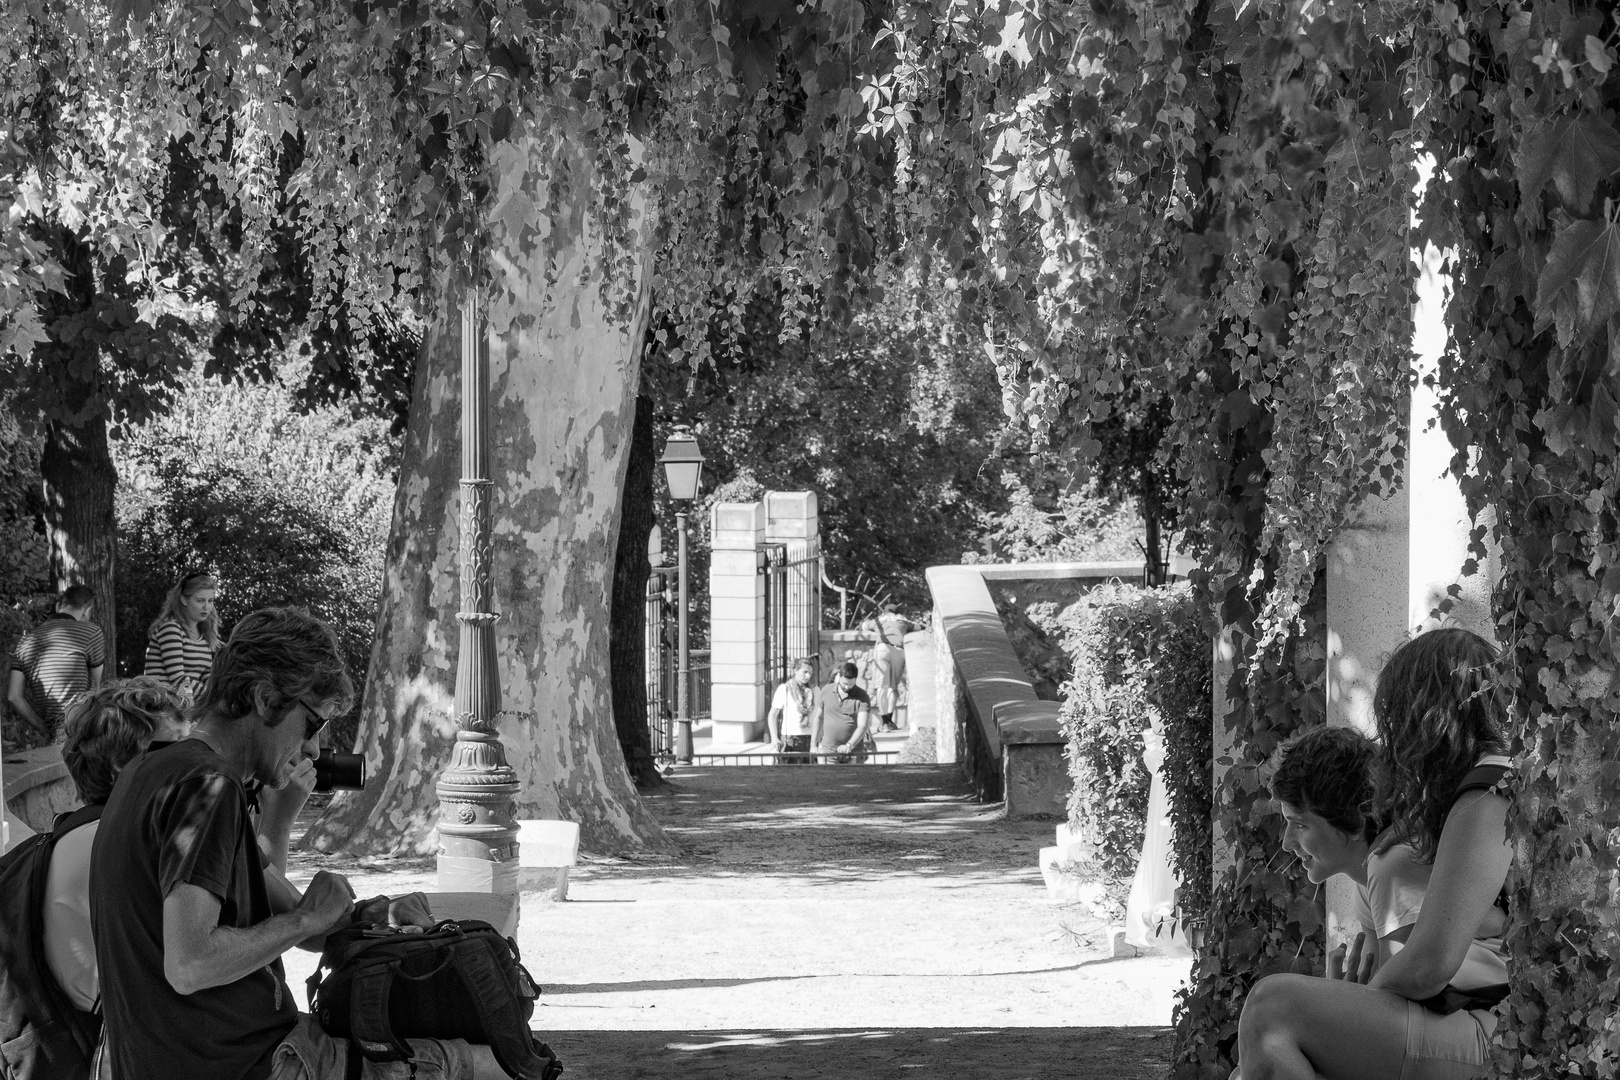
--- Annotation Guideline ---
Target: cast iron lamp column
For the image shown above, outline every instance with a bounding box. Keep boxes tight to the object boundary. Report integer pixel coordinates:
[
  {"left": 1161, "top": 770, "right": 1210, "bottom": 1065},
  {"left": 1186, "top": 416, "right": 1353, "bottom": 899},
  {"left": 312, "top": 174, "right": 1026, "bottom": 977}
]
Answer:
[
  {"left": 659, "top": 427, "right": 705, "bottom": 765},
  {"left": 436, "top": 292, "right": 521, "bottom": 896}
]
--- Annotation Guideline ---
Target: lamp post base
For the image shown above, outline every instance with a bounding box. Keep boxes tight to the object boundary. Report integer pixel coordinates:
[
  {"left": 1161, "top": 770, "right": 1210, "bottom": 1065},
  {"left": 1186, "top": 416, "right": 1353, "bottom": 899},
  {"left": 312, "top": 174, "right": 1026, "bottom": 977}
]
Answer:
[
  {"left": 675, "top": 718, "right": 694, "bottom": 764},
  {"left": 435, "top": 728, "right": 520, "bottom": 898}
]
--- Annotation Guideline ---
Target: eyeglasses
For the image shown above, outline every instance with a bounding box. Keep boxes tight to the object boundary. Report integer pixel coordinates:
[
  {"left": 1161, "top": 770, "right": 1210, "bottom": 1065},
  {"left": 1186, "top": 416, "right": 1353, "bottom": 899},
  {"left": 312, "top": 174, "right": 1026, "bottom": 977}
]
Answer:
[{"left": 296, "top": 695, "right": 330, "bottom": 743}]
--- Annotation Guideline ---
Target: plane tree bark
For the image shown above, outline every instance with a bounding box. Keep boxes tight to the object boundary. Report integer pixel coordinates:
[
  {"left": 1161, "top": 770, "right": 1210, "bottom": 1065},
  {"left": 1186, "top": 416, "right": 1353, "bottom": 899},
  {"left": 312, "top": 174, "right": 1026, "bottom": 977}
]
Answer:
[{"left": 308, "top": 141, "right": 668, "bottom": 854}]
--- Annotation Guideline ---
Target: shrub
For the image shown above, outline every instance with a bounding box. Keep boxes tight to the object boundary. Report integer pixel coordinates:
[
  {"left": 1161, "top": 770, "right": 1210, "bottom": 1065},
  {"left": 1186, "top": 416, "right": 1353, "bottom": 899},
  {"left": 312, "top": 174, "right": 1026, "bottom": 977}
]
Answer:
[
  {"left": 113, "top": 374, "right": 396, "bottom": 749},
  {"left": 1058, "top": 581, "right": 1213, "bottom": 933}
]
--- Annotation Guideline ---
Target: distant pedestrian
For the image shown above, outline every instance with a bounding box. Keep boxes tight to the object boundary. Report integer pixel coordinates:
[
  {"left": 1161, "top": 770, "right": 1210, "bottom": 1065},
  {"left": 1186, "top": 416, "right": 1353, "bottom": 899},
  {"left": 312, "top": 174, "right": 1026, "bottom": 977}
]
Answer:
[
  {"left": 6, "top": 585, "right": 105, "bottom": 743},
  {"left": 144, "top": 570, "right": 220, "bottom": 703},
  {"left": 813, "top": 661, "right": 872, "bottom": 764},
  {"left": 767, "top": 659, "right": 817, "bottom": 764},
  {"left": 867, "top": 603, "right": 908, "bottom": 731}
]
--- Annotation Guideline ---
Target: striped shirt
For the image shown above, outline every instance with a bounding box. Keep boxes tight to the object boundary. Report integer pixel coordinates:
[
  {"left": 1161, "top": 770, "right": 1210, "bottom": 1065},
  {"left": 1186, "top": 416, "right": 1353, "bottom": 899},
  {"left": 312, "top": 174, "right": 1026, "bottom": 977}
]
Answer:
[
  {"left": 10, "top": 614, "right": 106, "bottom": 733},
  {"left": 145, "top": 620, "right": 216, "bottom": 697}
]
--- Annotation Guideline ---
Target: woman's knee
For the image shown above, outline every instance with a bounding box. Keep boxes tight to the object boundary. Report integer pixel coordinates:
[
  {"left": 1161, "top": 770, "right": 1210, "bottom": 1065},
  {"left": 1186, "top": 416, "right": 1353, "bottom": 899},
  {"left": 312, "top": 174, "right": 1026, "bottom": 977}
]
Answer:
[{"left": 1240, "top": 973, "right": 1315, "bottom": 1037}]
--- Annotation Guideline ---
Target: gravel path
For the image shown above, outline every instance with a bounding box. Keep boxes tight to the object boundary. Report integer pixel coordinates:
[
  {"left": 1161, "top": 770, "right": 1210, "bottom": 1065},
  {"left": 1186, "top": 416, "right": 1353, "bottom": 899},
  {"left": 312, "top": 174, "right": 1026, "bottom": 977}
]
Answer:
[{"left": 287, "top": 764, "right": 1187, "bottom": 1078}]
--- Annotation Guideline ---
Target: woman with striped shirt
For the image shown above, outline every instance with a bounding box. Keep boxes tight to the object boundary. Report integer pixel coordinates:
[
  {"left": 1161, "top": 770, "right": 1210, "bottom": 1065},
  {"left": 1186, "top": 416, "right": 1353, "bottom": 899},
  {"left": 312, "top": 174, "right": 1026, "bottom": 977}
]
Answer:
[{"left": 144, "top": 571, "right": 220, "bottom": 702}]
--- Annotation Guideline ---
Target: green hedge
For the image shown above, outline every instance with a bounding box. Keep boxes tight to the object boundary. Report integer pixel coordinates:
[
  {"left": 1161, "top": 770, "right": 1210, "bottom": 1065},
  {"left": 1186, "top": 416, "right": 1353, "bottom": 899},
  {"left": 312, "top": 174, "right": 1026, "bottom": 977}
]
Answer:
[
  {"left": 114, "top": 375, "right": 396, "bottom": 749},
  {"left": 1058, "top": 581, "right": 1213, "bottom": 933}
]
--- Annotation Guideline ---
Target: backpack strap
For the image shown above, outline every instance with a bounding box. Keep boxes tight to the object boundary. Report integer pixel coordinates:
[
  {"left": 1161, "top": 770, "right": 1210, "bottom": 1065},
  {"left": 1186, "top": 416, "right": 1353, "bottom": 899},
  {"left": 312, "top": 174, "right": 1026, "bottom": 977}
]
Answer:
[
  {"left": 446, "top": 937, "right": 550, "bottom": 1080},
  {"left": 345, "top": 960, "right": 415, "bottom": 1066}
]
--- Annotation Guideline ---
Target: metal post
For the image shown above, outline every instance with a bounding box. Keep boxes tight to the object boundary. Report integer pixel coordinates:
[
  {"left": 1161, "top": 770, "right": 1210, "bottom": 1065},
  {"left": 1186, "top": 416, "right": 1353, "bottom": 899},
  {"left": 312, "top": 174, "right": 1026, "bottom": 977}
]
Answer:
[
  {"left": 436, "top": 291, "right": 520, "bottom": 897},
  {"left": 674, "top": 509, "right": 694, "bottom": 763}
]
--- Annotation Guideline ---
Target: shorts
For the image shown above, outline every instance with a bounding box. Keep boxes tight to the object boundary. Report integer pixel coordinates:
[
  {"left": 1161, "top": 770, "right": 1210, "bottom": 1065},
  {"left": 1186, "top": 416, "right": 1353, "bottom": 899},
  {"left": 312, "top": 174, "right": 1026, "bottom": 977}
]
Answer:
[
  {"left": 270, "top": 1014, "right": 477, "bottom": 1080},
  {"left": 1398, "top": 999, "right": 1498, "bottom": 1080}
]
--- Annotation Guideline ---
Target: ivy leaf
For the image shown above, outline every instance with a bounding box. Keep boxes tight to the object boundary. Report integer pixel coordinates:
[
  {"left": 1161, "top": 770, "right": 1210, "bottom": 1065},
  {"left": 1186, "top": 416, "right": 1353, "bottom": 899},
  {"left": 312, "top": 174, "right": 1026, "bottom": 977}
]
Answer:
[
  {"left": 1515, "top": 117, "right": 1620, "bottom": 215},
  {"left": 1586, "top": 35, "right": 1614, "bottom": 75},
  {"left": 1534, "top": 218, "right": 1620, "bottom": 347},
  {"left": 1482, "top": 248, "right": 1536, "bottom": 309}
]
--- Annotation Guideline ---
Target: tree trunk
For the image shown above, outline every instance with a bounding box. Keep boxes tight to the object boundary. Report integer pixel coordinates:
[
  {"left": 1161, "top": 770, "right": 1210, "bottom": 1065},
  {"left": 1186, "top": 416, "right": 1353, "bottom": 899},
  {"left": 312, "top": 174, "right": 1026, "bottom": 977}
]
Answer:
[
  {"left": 39, "top": 414, "right": 118, "bottom": 666},
  {"left": 1140, "top": 473, "right": 1165, "bottom": 588},
  {"left": 308, "top": 150, "right": 668, "bottom": 855},
  {"left": 609, "top": 389, "right": 663, "bottom": 788},
  {"left": 36, "top": 227, "right": 118, "bottom": 670}
]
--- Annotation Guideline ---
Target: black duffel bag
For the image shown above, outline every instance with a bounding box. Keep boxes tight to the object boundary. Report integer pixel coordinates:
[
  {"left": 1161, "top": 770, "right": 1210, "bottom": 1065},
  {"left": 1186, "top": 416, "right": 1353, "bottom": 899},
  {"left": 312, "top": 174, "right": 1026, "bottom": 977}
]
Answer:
[{"left": 308, "top": 919, "right": 561, "bottom": 1080}]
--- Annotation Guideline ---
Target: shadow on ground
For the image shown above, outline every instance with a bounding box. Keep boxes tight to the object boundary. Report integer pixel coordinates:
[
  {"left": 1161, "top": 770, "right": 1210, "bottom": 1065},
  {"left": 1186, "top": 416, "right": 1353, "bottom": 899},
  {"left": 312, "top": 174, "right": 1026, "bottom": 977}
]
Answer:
[
  {"left": 612, "top": 764, "right": 1054, "bottom": 886},
  {"left": 547, "top": 1026, "right": 1174, "bottom": 1080}
]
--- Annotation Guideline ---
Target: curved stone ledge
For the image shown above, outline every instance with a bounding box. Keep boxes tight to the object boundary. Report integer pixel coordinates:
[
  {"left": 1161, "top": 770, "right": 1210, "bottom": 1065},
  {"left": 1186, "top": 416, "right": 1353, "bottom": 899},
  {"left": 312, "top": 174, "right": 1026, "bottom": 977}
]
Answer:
[{"left": 926, "top": 561, "right": 1143, "bottom": 819}]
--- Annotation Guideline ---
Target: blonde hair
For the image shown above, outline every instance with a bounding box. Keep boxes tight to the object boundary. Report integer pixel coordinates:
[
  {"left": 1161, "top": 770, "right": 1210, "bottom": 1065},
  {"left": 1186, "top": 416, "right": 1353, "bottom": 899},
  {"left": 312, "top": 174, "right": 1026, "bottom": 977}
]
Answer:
[{"left": 149, "top": 571, "right": 221, "bottom": 650}]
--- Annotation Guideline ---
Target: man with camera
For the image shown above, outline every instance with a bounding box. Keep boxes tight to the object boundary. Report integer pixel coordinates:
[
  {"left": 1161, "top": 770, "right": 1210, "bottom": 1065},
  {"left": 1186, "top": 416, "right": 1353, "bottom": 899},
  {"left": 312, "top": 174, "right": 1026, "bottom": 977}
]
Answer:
[{"left": 91, "top": 607, "right": 512, "bottom": 1080}]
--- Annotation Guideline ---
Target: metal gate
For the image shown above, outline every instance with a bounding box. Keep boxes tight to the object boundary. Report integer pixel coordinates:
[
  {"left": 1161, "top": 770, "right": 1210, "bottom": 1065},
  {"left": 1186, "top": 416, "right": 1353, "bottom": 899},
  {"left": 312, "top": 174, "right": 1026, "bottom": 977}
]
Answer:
[{"left": 760, "top": 539, "right": 822, "bottom": 691}]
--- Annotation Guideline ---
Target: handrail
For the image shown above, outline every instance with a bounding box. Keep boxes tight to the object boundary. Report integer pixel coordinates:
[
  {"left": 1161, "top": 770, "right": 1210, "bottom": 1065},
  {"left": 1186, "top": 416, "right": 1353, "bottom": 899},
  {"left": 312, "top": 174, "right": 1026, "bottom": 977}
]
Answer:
[
  {"left": 819, "top": 565, "right": 888, "bottom": 631},
  {"left": 820, "top": 564, "right": 851, "bottom": 630}
]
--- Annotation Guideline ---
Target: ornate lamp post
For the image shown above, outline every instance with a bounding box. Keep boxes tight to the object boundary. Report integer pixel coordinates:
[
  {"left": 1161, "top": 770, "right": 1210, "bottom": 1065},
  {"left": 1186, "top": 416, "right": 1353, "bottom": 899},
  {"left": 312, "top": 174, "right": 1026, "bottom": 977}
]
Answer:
[
  {"left": 658, "top": 427, "right": 705, "bottom": 765},
  {"left": 436, "top": 292, "right": 520, "bottom": 897}
]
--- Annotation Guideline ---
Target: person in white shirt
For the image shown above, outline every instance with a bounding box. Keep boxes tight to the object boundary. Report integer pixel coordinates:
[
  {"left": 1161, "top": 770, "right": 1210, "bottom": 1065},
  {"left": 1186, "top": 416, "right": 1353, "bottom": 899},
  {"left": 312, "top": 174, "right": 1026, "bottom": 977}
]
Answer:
[
  {"left": 1237, "top": 631, "right": 1513, "bottom": 1080},
  {"left": 45, "top": 678, "right": 190, "bottom": 1012},
  {"left": 766, "top": 659, "right": 817, "bottom": 764}
]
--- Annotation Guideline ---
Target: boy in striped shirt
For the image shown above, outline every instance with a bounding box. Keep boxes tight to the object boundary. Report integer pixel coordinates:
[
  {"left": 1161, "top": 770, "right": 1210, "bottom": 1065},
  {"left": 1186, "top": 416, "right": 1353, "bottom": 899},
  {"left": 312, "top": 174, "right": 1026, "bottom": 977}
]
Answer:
[{"left": 7, "top": 585, "right": 105, "bottom": 743}]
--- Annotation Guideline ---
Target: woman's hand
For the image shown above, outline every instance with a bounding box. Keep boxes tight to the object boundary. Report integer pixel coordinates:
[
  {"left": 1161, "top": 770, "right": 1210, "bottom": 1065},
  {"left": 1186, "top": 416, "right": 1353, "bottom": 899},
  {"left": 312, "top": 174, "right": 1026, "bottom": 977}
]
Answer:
[{"left": 1327, "top": 932, "right": 1376, "bottom": 983}]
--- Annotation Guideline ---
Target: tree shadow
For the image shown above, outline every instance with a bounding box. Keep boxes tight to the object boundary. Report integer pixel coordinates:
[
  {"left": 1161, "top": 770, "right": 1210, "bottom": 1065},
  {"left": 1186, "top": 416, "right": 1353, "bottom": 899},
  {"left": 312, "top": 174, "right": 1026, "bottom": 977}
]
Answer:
[
  {"left": 543, "top": 1026, "right": 1174, "bottom": 1080},
  {"left": 601, "top": 764, "right": 1055, "bottom": 889}
]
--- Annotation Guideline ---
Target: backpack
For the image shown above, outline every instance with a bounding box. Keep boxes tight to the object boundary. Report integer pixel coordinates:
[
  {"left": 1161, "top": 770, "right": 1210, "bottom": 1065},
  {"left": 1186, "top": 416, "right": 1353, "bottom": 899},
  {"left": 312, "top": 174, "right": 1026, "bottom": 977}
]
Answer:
[
  {"left": 308, "top": 919, "right": 562, "bottom": 1080},
  {"left": 0, "top": 803, "right": 104, "bottom": 1080}
]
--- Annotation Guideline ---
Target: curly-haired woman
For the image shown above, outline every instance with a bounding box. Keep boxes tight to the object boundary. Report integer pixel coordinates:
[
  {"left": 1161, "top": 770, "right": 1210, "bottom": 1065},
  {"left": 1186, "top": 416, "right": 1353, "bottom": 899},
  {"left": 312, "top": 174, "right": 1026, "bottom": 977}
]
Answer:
[{"left": 1236, "top": 628, "right": 1512, "bottom": 1080}]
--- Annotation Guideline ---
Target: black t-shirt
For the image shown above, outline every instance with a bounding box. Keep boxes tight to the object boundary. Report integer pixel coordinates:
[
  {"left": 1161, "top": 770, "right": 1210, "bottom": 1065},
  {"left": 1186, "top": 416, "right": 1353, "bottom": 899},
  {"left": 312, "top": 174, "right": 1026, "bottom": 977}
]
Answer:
[{"left": 90, "top": 738, "right": 297, "bottom": 1080}]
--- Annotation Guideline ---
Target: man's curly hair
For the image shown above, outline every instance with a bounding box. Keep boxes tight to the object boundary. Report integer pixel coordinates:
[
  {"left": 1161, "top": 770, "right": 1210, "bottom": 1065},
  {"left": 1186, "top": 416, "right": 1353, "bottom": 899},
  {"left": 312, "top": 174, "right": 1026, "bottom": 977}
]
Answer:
[
  {"left": 1372, "top": 628, "right": 1508, "bottom": 863},
  {"left": 1273, "top": 725, "right": 1379, "bottom": 841},
  {"left": 195, "top": 607, "right": 354, "bottom": 726}
]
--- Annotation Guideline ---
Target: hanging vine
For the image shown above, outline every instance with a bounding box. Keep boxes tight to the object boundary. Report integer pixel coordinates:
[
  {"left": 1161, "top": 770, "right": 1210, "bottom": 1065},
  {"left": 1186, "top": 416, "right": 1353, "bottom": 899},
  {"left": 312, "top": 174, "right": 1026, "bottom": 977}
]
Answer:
[{"left": 1415, "top": 2, "right": 1619, "bottom": 1075}]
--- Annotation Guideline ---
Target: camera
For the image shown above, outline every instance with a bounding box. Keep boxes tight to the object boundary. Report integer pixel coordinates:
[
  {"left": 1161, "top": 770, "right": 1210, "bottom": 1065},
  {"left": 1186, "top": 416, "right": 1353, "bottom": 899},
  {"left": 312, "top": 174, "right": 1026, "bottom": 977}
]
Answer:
[{"left": 313, "top": 748, "right": 366, "bottom": 792}]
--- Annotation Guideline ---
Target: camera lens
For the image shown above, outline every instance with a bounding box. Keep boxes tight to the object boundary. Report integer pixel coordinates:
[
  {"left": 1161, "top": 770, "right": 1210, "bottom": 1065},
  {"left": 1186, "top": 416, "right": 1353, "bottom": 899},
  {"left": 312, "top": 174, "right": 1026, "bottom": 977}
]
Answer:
[{"left": 313, "top": 749, "right": 366, "bottom": 792}]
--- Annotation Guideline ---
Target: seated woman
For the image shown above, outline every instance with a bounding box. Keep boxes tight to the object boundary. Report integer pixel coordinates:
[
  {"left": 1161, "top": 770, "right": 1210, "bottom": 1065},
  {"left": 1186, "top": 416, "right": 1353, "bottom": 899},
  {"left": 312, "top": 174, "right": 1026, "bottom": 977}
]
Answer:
[{"left": 1237, "top": 628, "right": 1513, "bottom": 1080}]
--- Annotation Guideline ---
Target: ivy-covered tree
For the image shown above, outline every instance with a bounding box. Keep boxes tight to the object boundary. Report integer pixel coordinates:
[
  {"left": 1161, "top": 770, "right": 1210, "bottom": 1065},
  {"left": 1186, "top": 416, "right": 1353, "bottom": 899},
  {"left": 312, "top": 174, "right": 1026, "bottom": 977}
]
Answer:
[{"left": 1415, "top": 5, "right": 1619, "bottom": 1075}]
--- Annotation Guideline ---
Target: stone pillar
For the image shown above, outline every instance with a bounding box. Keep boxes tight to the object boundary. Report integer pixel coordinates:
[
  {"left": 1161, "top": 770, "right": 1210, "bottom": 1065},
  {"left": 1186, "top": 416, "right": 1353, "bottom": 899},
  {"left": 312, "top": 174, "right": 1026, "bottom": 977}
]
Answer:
[
  {"left": 1409, "top": 244, "right": 1497, "bottom": 637},
  {"left": 764, "top": 491, "right": 821, "bottom": 677},
  {"left": 1323, "top": 485, "right": 1409, "bottom": 945},
  {"left": 709, "top": 501, "right": 767, "bottom": 745},
  {"left": 1317, "top": 244, "right": 1499, "bottom": 947}
]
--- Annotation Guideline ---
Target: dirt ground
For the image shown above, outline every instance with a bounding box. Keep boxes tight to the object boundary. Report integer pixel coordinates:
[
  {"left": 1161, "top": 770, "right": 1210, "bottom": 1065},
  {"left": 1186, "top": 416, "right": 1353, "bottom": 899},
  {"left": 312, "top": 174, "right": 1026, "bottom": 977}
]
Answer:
[{"left": 286, "top": 764, "right": 1187, "bottom": 1078}]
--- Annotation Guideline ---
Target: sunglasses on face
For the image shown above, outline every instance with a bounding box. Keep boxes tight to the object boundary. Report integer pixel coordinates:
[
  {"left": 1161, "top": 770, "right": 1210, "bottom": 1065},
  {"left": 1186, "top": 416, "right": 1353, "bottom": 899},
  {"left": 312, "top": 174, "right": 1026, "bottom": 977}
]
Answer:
[{"left": 296, "top": 695, "right": 331, "bottom": 742}]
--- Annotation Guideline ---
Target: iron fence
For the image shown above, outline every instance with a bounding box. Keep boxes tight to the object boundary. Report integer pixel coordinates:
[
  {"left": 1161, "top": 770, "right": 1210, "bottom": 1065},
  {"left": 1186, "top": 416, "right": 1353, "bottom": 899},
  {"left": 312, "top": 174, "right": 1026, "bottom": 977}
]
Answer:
[
  {"left": 684, "top": 751, "right": 901, "bottom": 766},
  {"left": 760, "top": 540, "right": 821, "bottom": 690}
]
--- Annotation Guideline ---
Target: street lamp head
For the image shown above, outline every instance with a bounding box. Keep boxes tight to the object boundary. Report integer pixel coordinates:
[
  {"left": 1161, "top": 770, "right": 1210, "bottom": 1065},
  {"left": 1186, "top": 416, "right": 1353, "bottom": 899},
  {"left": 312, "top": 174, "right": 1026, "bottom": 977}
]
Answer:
[{"left": 659, "top": 425, "right": 706, "bottom": 502}]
